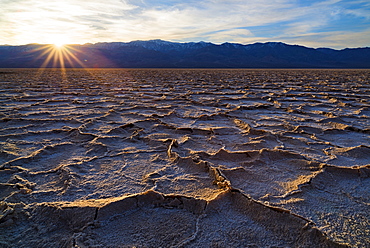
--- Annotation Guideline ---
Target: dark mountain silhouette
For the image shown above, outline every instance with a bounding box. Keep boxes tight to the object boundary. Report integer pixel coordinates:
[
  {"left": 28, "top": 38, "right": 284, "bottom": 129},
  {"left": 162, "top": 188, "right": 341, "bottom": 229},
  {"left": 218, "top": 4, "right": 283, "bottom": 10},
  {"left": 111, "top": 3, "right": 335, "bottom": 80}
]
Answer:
[{"left": 0, "top": 40, "right": 369, "bottom": 68}]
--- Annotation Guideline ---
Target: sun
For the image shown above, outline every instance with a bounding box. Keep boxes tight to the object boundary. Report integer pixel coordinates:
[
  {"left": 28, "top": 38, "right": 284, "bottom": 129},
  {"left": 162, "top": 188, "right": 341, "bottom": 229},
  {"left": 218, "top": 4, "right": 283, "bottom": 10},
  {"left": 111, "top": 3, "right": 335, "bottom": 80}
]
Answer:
[
  {"left": 30, "top": 41, "right": 86, "bottom": 69},
  {"left": 46, "top": 34, "right": 70, "bottom": 48},
  {"left": 53, "top": 41, "right": 66, "bottom": 48}
]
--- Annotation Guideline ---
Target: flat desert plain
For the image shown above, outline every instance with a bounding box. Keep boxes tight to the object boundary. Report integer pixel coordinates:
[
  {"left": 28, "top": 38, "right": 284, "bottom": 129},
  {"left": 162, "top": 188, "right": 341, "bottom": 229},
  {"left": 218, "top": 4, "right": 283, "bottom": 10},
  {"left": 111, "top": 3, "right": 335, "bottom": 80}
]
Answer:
[{"left": 0, "top": 69, "right": 369, "bottom": 247}]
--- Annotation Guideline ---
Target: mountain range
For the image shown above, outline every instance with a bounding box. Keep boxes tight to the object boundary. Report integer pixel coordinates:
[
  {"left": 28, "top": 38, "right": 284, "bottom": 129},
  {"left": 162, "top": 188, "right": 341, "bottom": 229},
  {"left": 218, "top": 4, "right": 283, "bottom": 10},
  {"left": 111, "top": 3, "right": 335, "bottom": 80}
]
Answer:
[{"left": 0, "top": 40, "right": 369, "bottom": 68}]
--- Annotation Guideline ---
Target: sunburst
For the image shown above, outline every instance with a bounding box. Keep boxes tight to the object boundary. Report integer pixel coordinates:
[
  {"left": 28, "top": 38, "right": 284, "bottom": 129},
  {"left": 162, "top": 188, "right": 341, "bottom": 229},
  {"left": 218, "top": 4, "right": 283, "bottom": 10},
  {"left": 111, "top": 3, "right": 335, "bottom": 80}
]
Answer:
[
  {"left": 29, "top": 42, "right": 88, "bottom": 81},
  {"left": 32, "top": 44, "right": 86, "bottom": 69}
]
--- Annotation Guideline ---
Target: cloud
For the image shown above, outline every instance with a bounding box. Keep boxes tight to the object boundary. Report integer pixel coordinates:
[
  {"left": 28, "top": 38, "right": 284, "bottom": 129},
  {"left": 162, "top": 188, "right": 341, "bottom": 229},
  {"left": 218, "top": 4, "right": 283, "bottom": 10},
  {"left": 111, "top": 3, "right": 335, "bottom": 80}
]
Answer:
[
  {"left": 100, "top": 0, "right": 299, "bottom": 42},
  {"left": 285, "top": 29, "right": 370, "bottom": 49},
  {"left": 201, "top": 29, "right": 254, "bottom": 43},
  {"left": 0, "top": 0, "right": 369, "bottom": 48}
]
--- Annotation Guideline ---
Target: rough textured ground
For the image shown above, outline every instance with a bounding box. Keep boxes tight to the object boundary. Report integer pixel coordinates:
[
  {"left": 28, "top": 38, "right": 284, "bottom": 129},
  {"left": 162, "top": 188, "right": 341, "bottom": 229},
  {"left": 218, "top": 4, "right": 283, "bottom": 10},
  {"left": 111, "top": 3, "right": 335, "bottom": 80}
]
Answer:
[{"left": 0, "top": 69, "right": 369, "bottom": 247}]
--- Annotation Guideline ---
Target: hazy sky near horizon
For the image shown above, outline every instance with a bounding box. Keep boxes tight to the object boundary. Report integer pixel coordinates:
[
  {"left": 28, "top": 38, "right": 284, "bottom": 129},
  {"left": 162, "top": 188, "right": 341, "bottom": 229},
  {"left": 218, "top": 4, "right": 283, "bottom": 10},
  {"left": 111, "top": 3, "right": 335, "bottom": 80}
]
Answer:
[{"left": 1, "top": 0, "right": 369, "bottom": 49}]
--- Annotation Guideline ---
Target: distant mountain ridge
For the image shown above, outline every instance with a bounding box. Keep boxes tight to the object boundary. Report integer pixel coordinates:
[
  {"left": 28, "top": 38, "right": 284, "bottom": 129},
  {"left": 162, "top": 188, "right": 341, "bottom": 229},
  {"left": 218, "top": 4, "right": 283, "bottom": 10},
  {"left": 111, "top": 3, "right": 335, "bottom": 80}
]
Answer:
[{"left": 0, "top": 40, "right": 369, "bottom": 68}]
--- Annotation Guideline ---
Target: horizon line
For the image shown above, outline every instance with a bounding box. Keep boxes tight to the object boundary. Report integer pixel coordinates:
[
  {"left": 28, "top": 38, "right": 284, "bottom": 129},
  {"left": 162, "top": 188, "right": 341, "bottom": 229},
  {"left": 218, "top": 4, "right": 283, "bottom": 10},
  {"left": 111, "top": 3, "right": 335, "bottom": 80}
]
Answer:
[{"left": 1, "top": 39, "right": 369, "bottom": 50}]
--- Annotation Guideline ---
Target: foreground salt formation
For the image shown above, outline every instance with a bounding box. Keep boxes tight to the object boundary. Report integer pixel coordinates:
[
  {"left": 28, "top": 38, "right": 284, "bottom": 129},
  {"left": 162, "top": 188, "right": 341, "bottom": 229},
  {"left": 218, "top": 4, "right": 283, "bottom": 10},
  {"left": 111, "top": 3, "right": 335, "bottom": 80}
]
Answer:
[{"left": 0, "top": 69, "right": 369, "bottom": 247}]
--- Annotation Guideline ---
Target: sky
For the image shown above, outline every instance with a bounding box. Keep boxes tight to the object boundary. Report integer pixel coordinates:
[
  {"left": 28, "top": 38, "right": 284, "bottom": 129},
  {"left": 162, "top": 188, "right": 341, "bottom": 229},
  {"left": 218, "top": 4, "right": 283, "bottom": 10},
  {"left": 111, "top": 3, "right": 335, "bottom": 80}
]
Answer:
[{"left": 1, "top": 0, "right": 369, "bottom": 49}]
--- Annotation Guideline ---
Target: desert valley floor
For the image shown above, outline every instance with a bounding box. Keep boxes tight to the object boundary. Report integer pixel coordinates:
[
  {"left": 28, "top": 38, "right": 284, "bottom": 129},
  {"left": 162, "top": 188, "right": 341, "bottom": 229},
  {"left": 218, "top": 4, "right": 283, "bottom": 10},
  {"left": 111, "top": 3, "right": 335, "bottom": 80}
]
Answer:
[{"left": 0, "top": 69, "right": 369, "bottom": 247}]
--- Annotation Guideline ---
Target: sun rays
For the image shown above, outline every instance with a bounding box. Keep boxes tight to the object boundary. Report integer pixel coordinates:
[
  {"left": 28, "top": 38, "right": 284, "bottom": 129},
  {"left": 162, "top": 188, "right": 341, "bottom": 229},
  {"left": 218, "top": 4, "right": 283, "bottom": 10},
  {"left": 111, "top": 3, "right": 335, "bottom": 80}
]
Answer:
[
  {"left": 30, "top": 43, "right": 89, "bottom": 81},
  {"left": 32, "top": 44, "right": 86, "bottom": 69}
]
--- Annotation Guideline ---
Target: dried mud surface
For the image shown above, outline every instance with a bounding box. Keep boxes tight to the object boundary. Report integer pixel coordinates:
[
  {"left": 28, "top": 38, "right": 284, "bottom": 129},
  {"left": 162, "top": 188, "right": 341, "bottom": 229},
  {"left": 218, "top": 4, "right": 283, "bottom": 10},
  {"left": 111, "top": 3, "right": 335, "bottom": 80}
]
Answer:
[{"left": 0, "top": 69, "right": 369, "bottom": 247}]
